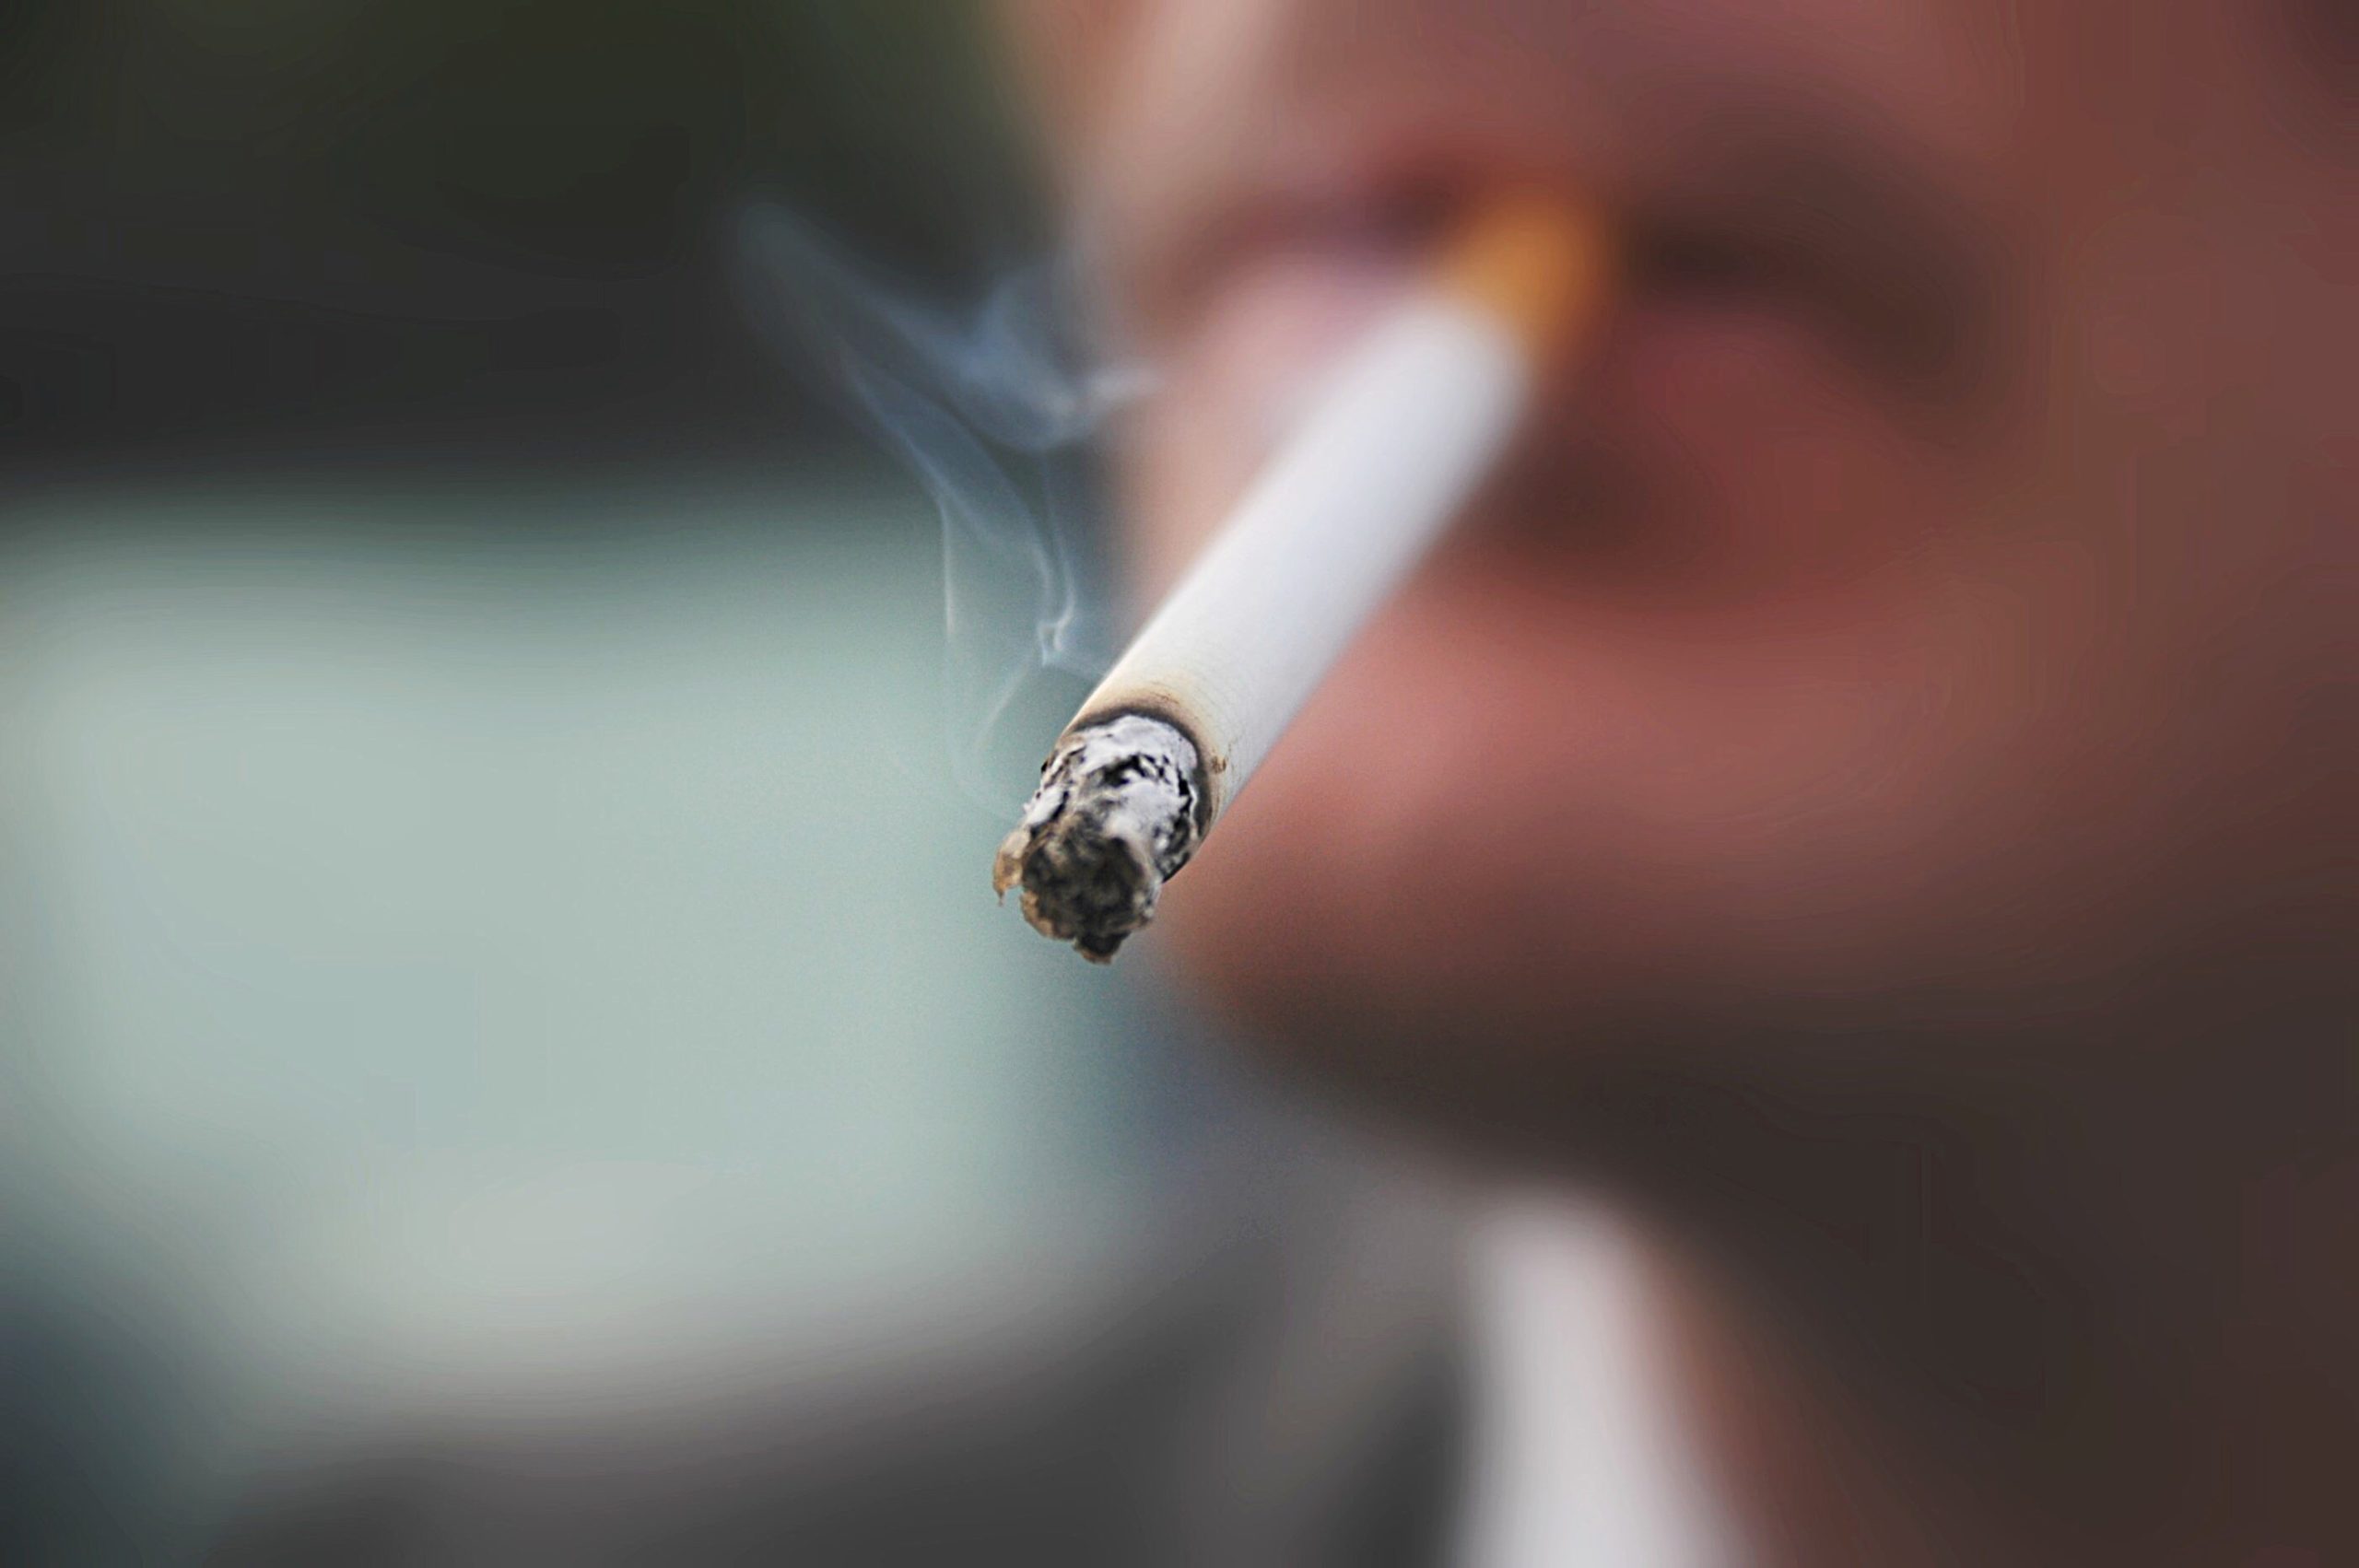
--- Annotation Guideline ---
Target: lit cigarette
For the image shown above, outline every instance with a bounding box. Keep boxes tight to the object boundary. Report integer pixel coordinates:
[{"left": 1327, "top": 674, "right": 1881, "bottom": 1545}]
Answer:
[{"left": 994, "top": 194, "right": 1613, "bottom": 960}]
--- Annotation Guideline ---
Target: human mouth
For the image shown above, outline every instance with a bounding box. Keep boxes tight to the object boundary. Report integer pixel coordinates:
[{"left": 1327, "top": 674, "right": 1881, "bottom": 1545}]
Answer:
[{"left": 1180, "top": 128, "right": 1989, "bottom": 441}]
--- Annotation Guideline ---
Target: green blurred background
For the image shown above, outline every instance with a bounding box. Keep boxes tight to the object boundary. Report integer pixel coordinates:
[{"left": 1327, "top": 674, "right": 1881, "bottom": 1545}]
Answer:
[{"left": 1, "top": 5, "right": 1222, "bottom": 1560}]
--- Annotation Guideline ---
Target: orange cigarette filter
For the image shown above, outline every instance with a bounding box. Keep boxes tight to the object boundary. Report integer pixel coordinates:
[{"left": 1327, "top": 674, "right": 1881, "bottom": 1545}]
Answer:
[{"left": 1440, "top": 191, "right": 1615, "bottom": 369}]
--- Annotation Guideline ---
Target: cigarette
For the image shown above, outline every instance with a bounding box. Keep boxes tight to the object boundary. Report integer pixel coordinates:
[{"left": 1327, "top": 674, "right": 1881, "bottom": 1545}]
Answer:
[{"left": 994, "top": 193, "right": 1613, "bottom": 960}]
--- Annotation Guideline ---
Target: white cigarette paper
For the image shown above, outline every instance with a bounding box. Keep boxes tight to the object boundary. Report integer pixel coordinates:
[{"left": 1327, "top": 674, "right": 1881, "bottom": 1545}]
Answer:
[{"left": 996, "top": 196, "right": 1609, "bottom": 960}]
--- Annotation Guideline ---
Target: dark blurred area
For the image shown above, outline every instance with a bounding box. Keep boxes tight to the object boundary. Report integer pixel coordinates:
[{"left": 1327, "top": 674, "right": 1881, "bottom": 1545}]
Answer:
[
  {"left": 1, "top": 0, "right": 1037, "bottom": 485},
  {"left": 0, "top": 8, "right": 1268, "bottom": 1564}
]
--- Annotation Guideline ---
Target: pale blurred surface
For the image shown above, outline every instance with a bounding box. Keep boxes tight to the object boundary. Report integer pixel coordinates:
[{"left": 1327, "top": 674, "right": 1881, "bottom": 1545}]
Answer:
[
  {"left": 0, "top": 6, "right": 1262, "bottom": 1557},
  {"left": 0, "top": 466, "right": 1217, "bottom": 1557}
]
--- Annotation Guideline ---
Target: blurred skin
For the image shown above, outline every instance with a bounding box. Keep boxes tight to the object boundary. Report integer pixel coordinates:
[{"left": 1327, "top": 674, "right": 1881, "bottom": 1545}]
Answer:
[{"left": 1001, "top": 2, "right": 2353, "bottom": 1562}]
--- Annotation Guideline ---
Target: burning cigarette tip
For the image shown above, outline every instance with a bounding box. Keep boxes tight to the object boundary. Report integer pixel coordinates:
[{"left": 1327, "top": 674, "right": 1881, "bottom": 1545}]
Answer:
[{"left": 993, "top": 712, "right": 1208, "bottom": 961}]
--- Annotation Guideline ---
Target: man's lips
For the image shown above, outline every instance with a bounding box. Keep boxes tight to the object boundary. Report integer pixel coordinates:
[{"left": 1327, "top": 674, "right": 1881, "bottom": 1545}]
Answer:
[
  {"left": 1160, "top": 161, "right": 1985, "bottom": 603},
  {"left": 1140, "top": 110, "right": 1999, "bottom": 428},
  {"left": 1186, "top": 243, "right": 1414, "bottom": 445},
  {"left": 1624, "top": 160, "right": 1997, "bottom": 406}
]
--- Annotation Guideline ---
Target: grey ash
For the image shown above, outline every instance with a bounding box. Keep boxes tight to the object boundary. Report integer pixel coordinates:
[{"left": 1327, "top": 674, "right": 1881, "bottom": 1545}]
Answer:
[{"left": 992, "top": 711, "right": 1210, "bottom": 962}]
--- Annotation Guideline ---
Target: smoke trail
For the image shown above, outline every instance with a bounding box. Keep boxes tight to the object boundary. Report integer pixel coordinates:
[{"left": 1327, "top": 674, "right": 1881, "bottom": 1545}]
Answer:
[{"left": 734, "top": 204, "right": 1148, "bottom": 807}]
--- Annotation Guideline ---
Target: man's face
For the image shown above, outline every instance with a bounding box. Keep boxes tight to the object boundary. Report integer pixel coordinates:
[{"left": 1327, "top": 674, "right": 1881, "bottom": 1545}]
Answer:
[{"left": 1003, "top": 2, "right": 2352, "bottom": 1087}]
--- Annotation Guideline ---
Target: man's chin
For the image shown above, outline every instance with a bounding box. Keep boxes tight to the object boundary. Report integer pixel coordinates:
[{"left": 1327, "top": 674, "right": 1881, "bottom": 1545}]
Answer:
[
  {"left": 1149, "top": 720, "right": 2119, "bottom": 1144},
  {"left": 1147, "top": 736, "right": 1671, "bottom": 1133}
]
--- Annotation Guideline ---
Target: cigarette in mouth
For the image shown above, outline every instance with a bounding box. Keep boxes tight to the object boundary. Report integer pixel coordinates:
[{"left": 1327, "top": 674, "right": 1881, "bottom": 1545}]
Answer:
[{"left": 994, "top": 193, "right": 1613, "bottom": 961}]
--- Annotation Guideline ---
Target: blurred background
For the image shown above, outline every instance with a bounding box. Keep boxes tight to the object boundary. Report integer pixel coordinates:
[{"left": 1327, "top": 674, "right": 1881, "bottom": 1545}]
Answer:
[{"left": 1, "top": 4, "right": 1252, "bottom": 1558}]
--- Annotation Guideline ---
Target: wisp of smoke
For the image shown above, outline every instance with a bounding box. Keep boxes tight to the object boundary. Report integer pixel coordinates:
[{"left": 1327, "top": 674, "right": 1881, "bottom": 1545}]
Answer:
[{"left": 734, "top": 203, "right": 1150, "bottom": 809}]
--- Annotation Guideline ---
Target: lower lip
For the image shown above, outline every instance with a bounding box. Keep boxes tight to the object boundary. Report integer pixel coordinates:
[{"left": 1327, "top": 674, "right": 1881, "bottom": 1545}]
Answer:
[
  {"left": 1198, "top": 251, "right": 1848, "bottom": 443},
  {"left": 1595, "top": 287, "right": 1845, "bottom": 442},
  {"left": 1189, "top": 251, "right": 1912, "bottom": 582},
  {"left": 1189, "top": 248, "right": 1416, "bottom": 443}
]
